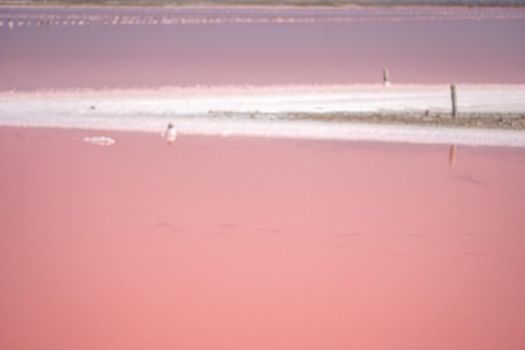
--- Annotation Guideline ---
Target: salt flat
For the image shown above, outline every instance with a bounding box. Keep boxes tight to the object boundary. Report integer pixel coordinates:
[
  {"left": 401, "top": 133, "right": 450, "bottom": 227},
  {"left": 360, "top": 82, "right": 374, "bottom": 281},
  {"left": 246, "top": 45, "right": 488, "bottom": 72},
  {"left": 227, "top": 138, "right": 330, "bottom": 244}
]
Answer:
[
  {"left": 2, "top": 85, "right": 525, "bottom": 114},
  {"left": 1, "top": 84, "right": 525, "bottom": 146}
]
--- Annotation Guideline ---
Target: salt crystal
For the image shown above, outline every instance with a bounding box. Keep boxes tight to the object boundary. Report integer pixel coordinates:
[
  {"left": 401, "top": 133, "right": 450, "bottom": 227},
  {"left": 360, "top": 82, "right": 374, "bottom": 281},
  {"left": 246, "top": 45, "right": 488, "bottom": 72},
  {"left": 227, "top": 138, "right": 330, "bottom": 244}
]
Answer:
[{"left": 83, "top": 136, "right": 115, "bottom": 146}]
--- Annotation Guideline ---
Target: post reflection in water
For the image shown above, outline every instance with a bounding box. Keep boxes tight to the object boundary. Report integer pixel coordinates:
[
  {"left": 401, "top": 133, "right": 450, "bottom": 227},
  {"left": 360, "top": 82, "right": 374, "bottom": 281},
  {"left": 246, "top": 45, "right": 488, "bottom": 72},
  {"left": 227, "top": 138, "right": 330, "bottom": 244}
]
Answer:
[{"left": 448, "top": 144, "right": 457, "bottom": 168}]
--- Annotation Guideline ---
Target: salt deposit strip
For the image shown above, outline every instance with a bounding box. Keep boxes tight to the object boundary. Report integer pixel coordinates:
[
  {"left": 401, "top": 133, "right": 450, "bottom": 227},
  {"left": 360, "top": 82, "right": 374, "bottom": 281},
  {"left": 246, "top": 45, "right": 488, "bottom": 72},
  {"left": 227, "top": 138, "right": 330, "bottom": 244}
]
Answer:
[
  {"left": 2, "top": 85, "right": 525, "bottom": 114},
  {"left": 1, "top": 85, "right": 525, "bottom": 147},
  {"left": 2, "top": 7, "right": 525, "bottom": 29}
]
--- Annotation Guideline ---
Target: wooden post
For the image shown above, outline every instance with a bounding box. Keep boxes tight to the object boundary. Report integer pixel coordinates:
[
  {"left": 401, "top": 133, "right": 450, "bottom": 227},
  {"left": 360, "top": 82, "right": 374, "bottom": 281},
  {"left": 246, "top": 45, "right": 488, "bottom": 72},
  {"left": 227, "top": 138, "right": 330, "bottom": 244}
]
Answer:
[
  {"left": 383, "top": 67, "right": 390, "bottom": 86},
  {"left": 451, "top": 84, "right": 457, "bottom": 118}
]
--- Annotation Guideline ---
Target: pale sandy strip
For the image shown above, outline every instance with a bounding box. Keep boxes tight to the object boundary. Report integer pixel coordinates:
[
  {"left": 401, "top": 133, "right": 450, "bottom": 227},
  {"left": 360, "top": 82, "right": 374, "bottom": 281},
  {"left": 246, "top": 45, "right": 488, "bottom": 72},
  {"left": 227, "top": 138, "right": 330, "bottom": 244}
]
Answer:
[
  {"left": 1, "top": 85, "right": 525, "bottom": 146},
  {"left": 2, "top": 85, "right": 525, "bottom": 114},
  {"left": 3, "top": 114, "right": 525, "bottom": 147}
]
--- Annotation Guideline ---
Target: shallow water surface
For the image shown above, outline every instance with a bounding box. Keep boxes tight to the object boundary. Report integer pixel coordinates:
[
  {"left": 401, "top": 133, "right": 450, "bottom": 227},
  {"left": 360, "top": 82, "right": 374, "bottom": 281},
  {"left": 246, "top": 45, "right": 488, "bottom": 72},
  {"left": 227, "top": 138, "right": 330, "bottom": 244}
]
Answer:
[
  {"left": 1, "top": 6, "right": 525, "bottom": 90},
  {"left": 1, "top": 127, "right": 525, "bottom": 349}
]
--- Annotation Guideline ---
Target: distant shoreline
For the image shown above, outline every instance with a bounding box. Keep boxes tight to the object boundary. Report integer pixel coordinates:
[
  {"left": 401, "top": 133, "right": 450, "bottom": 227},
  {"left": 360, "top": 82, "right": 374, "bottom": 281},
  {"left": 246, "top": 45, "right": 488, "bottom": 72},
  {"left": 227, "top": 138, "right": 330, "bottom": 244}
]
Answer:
[{"left": 1, "top": 0, "right": 525, "bottom": 8}]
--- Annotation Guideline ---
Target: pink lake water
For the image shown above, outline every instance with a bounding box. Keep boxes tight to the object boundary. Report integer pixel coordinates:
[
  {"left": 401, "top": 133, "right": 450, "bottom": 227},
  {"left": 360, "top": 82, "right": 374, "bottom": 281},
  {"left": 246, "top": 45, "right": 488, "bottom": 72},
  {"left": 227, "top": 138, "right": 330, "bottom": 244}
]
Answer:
[
  {"left": 1, "top": 6, "right": 525, "bottom": 90},
  {"left": 1, "top": 127, "right": 525, "bottom": 349}
]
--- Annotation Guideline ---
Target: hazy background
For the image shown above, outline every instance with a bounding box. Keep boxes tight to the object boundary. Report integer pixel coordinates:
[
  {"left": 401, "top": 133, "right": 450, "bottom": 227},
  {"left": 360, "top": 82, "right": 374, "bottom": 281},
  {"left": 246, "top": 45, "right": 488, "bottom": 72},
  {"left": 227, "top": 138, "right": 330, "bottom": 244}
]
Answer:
[{"left": 2, "top": 0, "right": 525, "bottom": 7}]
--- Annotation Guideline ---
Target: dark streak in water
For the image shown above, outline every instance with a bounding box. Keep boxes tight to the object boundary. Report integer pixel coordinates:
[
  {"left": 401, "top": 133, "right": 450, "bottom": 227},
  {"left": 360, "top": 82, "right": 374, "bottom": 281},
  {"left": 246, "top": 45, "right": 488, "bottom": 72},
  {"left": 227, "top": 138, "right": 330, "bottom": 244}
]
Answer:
[
  {"left": 156, "top": 221, "right": 170, "bottom": 228},
  {"left": 464, "top": 232, "right": 481, "bottom": 237},
  {"left": 449, "top": 174, "right": 487, "bottom": 187},
  {"left": 155, "top": 221, "right": 185, "bottom": 234},
  {"left": 220, "top": 223, "right": 238, "bottom": 229},
  {"left": 266, "top": 228, "right": 282, "bottom": 235}
]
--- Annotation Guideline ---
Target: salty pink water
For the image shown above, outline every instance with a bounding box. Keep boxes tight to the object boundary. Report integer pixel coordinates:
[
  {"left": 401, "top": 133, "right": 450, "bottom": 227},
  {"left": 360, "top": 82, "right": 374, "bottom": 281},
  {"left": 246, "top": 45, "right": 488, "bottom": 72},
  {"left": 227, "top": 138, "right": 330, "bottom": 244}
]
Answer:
[
  {"left": 1, "top": 127, "right": 525, "bottom": 349},
  {"left": 1, "top": 6, "right": 525, "bottom": 90}
]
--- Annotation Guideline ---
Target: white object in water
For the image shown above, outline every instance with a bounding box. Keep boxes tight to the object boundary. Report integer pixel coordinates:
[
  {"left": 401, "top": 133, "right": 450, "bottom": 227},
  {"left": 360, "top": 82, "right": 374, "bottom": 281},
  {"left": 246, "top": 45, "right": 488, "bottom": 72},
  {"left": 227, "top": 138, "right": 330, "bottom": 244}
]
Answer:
[
  {"left": 164, "top": 123, "right": 177, "bottom": 143},
  {"left": 83, "top": 136, "right": 115, "bottom": 146}
]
